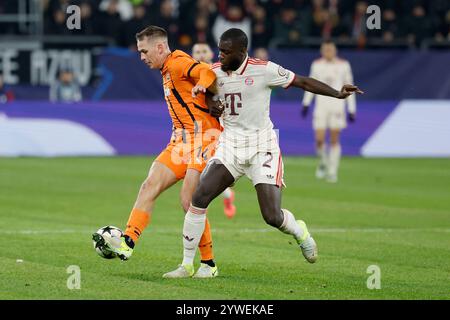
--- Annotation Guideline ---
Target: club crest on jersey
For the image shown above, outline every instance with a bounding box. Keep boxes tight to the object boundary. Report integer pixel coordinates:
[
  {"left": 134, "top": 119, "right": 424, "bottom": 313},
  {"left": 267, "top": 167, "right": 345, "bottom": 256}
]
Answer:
[
  {"left": 165, "top": 73, "right": 171, "bottom": 81},
  {"left": 245, "top": 77, "right": 254, "bottom": 86},
  {"left": 278, "top": 66, "right": 287, "bottom": 77}
]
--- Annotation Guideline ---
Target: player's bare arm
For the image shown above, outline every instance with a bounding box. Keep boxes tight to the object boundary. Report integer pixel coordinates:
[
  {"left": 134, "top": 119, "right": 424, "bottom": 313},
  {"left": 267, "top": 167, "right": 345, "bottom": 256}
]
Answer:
[{"left": 292, "top": 76, "right": 364, "bottom": 99}]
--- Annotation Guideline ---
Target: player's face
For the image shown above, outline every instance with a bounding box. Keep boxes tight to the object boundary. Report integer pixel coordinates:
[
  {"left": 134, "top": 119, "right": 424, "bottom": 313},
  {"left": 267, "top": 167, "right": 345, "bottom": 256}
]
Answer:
[
  {"left": 192, "top": 44, "right": 213, "bottom": 64},
  {"left": 218, "top": 39, "right": 246, "bottom": 72},
  {"left": 321, "top": 43, "right": 337, "bottom": 61},
  {"left": 137, "top": 38, "right": 164, "bottom": 69}
]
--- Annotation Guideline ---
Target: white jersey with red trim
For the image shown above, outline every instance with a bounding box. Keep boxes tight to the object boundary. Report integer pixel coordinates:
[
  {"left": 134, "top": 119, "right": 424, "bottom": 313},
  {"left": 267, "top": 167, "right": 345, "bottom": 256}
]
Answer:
[
  {"left": 212, "top": 55, "right": 295, "bottom": 151},
  {"left": 302, "top": 57, "right": 356, "bottom": 113}
]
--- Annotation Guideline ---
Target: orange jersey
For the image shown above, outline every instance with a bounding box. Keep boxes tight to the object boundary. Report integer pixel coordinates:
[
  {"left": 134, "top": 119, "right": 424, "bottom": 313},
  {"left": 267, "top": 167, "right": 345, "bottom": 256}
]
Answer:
[{"left": 161, "top": 50, "right": 220, "bottom": 134}]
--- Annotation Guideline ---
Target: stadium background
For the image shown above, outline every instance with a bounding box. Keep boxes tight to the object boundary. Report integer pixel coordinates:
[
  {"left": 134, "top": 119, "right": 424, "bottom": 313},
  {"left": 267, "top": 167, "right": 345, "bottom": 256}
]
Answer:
[{"left": 0, "top": 0, "right": 449, "bottom": 300}]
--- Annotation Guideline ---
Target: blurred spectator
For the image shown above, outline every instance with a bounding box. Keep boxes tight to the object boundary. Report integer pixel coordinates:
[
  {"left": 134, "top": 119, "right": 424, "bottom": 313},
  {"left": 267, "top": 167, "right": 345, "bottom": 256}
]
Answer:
[
  {"left": 123, "top": 5, "right": 148, "bottom": 49},
  {"left": 381, "top": 9, "right": 399, "bottom": 43},
  {"left": 78, "top": 1, "right": 96, "bottom": 35},
  {"left": 99, "top": 0, "right": 133, "bottom": 21},
  {"left": 154, "top": 0, "right": 180, "bottom": 49},
  {"left": 251, "top": 5, "right": 272, "bottom": 48},
  {"left": 339, "top": 1, "right": 369, "bottom": 47},
  {"left": 190, "top": 15, "right": 216, "bottom": 48},
  {"left": 309, "top": 0, "right": 339, "bottom": 38},
  {"left": 49, "top": 69, "right": 82, "bottom": 103},
  {"left": 0, "top": 75, "right": 15, "bottom": 104},
  {"left": 271, "top": 7, "right": 302, "bottom": 47},
  {"left": 212, "top": 5, "right": 252, "bottom": 48},
  {"left": 403, "top": 5, "right": 435, "bottom": 47},
  {"left": 253, "top": 47, "right": 269, "bottom": 61},
  {"left": 16, "top": 0, "right": 450, "bottom": 50},
  {"left": 97, "top": 0, "right": 124, "bottom": 44}
]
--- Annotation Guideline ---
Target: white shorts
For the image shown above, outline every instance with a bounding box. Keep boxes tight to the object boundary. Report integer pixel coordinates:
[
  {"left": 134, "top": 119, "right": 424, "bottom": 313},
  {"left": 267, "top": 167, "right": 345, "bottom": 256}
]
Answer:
[
  {"left": 313, "top": 105, "right": 347, "bottom": 130},
  {"left": 210, "top": 141, "right": 285, "bottom": 187}
]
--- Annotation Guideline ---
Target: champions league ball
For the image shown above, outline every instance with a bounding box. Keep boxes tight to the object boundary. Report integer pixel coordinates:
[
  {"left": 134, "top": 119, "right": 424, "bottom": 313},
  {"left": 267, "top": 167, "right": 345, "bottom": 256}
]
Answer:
[{"left": 92, "top": 226, "right": 123, "bottom": 259}]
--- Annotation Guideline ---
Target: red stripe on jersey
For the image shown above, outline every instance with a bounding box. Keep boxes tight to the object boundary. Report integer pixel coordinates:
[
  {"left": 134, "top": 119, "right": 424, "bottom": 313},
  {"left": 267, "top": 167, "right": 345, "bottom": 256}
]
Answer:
[
  {"left": 249, "top": 58, "right": 268, "bottom": 64},
  {"left": 276, "top": 154, "right": 283, "bottom": 187},
  {"left": 239, "top": 58, "right": 250, "bottom": 75}
]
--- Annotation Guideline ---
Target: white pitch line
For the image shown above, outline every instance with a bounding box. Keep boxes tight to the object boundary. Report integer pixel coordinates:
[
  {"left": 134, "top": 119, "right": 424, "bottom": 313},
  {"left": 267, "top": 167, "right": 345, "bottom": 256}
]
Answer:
[{"left": 2, "top": 227, "right": 450, "bottom": 235}]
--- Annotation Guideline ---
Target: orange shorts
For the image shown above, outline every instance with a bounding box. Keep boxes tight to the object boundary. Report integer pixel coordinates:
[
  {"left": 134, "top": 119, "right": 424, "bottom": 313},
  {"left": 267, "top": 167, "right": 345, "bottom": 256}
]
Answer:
[{"left": 156, "top": 129, "right": 221, "bottom": 180}]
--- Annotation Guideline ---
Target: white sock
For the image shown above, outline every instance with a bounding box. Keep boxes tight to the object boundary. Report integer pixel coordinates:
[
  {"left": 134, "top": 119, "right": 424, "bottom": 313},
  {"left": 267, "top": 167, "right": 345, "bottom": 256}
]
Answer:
[
  {"left": 182, "top": 205, "right": 207, "bottom": 266},
  {"left": 328, "top": 144, "right": 341, "bottom": 176},
  {"left": 279, "top": 209, "right": 304, "bottom": 241},
  {"left": 222, "top": 187, "right": 232, "bottom": 199},
  {"left": 317, "top": 143, "right": 327, "bottom": 168}
]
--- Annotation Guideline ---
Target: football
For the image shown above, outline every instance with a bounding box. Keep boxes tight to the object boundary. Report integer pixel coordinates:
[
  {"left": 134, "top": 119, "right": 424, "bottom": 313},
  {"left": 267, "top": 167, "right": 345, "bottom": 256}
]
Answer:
[{"left": 92, "top": 226, "right": 123, "bottom": 259}]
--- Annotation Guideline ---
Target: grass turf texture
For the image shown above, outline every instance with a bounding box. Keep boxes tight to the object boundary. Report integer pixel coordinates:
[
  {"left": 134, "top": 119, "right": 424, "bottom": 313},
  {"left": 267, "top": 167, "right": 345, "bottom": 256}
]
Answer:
[{"left": 0, "top": 157, "right": 449, "bottom": 300}]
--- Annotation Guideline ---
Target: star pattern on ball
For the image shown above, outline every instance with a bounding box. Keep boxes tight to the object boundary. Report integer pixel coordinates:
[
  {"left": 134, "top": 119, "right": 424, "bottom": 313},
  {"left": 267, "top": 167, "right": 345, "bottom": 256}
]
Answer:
[{"left": 101, "top": 226, "right": 114, "bottom": 235}]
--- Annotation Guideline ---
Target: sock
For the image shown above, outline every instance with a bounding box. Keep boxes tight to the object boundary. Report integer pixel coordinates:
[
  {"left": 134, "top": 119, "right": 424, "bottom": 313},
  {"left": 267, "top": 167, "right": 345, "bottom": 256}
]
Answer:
[
  {"left": 124, "top": 208, "right": 150, "bottom": 243},
  {"left": 124, "top": 235, "right": 135, "bottom": 249},
  {"left": 279, "top": 209, "right": 304, "bottom": 242},
  {"left": 182, "top": 204, "right": 207, "bottom": 266},
  {"left": 201, "top": 259, "right": 216, "bottom": 267},
  {"left": 222, "top": 187, "right": 232, "bottom": 199},
  {"left": 328, "top": 144, "right": 341, "bottom": 176},
  {"left": 198, "top": 218, "right": 214, "bottom": 261},
  {"left": 316, "top": 143, "right": 327, "bottom": 168}
]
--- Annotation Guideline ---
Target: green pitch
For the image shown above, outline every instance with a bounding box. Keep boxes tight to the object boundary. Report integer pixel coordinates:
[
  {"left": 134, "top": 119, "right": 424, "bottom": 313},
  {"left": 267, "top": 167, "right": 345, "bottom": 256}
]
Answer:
[{"left": 0, "top": 157, "right": 449, "bottom": 300}]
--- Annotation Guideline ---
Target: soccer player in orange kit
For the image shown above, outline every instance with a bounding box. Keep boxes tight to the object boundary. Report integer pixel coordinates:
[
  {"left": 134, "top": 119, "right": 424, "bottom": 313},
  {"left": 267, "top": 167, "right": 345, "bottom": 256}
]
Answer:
[{"left": 93, "top": 26, "right": 222, "bottom": 278}]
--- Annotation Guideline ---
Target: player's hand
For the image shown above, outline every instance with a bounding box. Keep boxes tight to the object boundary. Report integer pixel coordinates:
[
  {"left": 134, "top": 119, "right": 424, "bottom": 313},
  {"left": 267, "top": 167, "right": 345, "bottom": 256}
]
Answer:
[
  {"left": 336, "top": 84, "right": 364, "bottom": 99},
  {"left": 301, "top": 105, "right": 309, "bottom": 119},
  {"left": 192, "top": 84, "right": 207, "bottom": 97},
  {"left": 348, "top": 113, "right": 356, "bottom": 123},
  {"left": 209, "top": 97, "right": 225, "bottom": 118}
]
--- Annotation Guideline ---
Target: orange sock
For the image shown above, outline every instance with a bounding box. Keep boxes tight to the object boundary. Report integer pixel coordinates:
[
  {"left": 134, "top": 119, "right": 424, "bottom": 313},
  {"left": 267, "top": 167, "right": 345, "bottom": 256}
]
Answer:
[
  {"left": 198, "top": 218, "right": 214, "bottom": 261},
  {"left": 125, "top": 208, "right": 150, "bottom": 243}
]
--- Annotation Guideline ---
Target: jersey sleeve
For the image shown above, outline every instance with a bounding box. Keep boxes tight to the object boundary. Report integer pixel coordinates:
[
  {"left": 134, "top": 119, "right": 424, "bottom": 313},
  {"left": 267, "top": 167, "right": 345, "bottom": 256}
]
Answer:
[{"left": 265, "top": 61, "right": 296, "bottom": 88}]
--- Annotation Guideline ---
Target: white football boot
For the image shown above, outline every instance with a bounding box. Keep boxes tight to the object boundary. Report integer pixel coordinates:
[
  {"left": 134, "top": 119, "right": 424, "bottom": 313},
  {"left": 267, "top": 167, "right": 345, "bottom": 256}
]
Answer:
[
  {"left": 325, "top": 174, "right": 338, "bottom": 183},
  {"left": 296, "top": 220, "right": 318, "bottom": 263},
  {"left": 193, "top": 263, "right": 219, "bottom": 278},
  {"left": 162, "top": 264, "right": 194, "bottom": 278},
  {"left": 315, "top": 164, "right": 327, "bottom": 179}
]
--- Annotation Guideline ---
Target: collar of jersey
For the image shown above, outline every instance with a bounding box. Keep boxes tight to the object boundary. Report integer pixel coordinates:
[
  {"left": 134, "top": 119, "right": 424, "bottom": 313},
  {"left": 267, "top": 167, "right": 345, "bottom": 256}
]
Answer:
[{"left": 230, "top": 54, "right": 249, "bottom": 76}]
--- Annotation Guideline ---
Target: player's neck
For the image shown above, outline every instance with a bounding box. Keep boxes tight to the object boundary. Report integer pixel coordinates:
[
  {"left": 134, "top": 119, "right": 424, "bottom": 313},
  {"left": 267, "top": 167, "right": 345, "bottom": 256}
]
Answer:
[{"left": 160, "top": 50, "right": 172, "bottom": 70}]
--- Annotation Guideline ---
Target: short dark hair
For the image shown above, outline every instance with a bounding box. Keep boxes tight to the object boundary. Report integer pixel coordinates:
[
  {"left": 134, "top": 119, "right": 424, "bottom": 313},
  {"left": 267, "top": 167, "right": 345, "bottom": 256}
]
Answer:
[
  {"left": 220, "top": 28, "right": 248, "bottom": 49},
  {"left": 136, "top": 25, "right": 167, "bottom": 41}
]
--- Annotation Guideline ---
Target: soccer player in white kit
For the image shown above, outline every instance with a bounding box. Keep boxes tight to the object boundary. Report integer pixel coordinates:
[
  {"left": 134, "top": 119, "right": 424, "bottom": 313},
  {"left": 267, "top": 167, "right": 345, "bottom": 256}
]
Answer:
[
  {"left": 192, "top": 42, "right": 237, "bottom": 219},
  {"left": 301, "top": 41, "right": 357, "bottom": 183},
  {"left": 164, "top": 29, "right": 363, "bottom": 278}
]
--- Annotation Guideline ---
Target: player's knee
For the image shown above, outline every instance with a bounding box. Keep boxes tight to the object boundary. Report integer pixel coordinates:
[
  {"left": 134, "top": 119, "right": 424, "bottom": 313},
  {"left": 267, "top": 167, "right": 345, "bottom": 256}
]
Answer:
[
  {"left": 180, "top": 195, "right": 191, "bottom": 212},
  {"left": 316, "top": 139, "right": 325, "bottom": 148},
  {"left": 191, "top": 185, "right": 211, "bottom": 208},
  {"left": 263, "top": 213, "right": 283, "bottom": 228},
  {"left": 261, "top": 208, "right": 283, "bottom": 228},
  {"left": 330, "top": 139, "right": 340, "bottom": 146}
]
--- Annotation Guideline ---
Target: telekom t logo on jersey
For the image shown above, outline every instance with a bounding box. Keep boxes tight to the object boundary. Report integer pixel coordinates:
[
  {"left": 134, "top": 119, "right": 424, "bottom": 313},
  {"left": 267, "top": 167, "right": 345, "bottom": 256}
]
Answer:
[{"left": 224, "top": 93, "right": 242, "bottom": 115}]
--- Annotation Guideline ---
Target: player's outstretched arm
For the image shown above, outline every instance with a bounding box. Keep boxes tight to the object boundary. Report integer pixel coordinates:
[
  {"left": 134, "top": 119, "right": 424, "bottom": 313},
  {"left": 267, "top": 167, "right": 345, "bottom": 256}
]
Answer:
[{"left": 292, "top": 75, "right": 364, "bottom": 99}]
